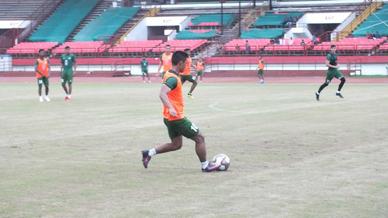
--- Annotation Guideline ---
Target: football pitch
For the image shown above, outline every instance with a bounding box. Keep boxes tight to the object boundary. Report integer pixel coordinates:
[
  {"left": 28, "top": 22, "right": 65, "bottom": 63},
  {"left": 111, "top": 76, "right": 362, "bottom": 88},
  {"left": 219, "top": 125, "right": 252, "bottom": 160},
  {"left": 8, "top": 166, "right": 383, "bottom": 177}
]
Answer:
[{"left": 1, "top": 78, "right": 388, "bottom": 218}]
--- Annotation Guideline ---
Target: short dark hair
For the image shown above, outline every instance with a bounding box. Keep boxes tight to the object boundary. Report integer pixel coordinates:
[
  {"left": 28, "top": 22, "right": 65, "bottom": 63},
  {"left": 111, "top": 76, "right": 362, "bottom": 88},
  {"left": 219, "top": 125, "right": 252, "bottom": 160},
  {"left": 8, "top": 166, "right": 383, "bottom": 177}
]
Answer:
[
  {"left": 38, "top": 49, "right": 44, "bottom": 53},
  {"left": 184, "top": 48, "right": 190, "bottom": 52},
  {"left": 331, "top": 45, "right": 336, "bottom": 48},
  {"left": 172, "top": 51, "right": 188, "bottom": 66},
  {"left": 166, "top": 44, "right": 170, "bottom": 47},
  {"left": 65, "top": 46, "right": 70, "bottom": 49}
]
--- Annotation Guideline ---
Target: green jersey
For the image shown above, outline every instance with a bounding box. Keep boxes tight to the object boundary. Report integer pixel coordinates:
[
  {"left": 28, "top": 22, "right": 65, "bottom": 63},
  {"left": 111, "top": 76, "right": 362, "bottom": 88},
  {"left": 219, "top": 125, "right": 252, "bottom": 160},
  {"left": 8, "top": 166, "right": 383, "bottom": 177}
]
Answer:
[
  {"left": 140, "top": 59, "right": 148, "bottom": 72},
  {"left": 61, "top": 54, "right": 76, "bottom": 73},
  {"left": 326, "top": 52, "right": 337, "bottom": 70}
]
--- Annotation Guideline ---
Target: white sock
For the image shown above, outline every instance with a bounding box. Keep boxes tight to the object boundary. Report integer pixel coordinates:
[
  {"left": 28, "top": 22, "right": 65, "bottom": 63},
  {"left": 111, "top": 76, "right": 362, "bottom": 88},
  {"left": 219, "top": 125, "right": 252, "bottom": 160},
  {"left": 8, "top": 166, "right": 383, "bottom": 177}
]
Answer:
[
  {"left": 336, "top": 91, "right": 341, "bottom": 94},
  {"left": 316, "top": 92, "right": 320, "bottom": 95},
  {"left": 201, "top": 160, "right": 209, "bottom": 169},
  {"left": 148, "top": 148, "right": 157, "bottom": 157}
]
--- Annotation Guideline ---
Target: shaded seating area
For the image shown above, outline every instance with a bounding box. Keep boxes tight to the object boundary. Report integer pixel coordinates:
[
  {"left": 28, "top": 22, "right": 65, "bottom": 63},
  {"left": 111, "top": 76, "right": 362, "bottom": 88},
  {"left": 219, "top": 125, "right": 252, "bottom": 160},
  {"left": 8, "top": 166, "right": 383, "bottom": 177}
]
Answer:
[
  {"left": 53, "top": 41, "right": 108, "bottom": 55},
  {"left": 28, "top": 0, "right": 100, "bottom": 43},
  {"left": 175, "top": 30, "right": 217, "bottom": 40},
  {"left": 352, "top": 4, "right": 388, "bottom": 37},
  {"left": 108, "top": 40, "right": 163, "bottom": 55},
  {"left": 6, "top": 42, "right": 58, "bottom": 55},
  {"left": 241, "top": 29, "right": 285, "bottom": 39},
  {"left": 73, "top": 7, "right": 140, "bottom": 42},
  {"left": 252, "top": 12, "right": 303, "bottom": 28}
]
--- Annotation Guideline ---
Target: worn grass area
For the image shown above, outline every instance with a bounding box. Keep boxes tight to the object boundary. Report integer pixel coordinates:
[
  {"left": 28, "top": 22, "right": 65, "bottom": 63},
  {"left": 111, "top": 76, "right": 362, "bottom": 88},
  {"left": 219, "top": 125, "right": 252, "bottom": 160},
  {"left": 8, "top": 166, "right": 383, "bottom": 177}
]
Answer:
[{"left": 1, "top": 80, "right": 388, "bottom": 218}]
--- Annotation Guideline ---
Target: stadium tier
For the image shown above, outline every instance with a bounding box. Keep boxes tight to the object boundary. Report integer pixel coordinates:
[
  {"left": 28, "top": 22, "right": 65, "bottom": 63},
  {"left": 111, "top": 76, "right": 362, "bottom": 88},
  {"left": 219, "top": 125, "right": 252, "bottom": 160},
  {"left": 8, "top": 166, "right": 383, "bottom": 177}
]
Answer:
[
  {"left": 224, "top": 39, "right": 271, "bottom": 52},
  {"left": 151, "top": 40, "right": 208, "bottom": 53},
  {"left": 28, "top": 0, "right": 100, "bottom": 43},
  {"left": 241, "top": 28, "right": 285, "bottom": 39},
  {"left": 352, "top": 4, "right": 388, "bottom": 37},
  {"left": 6, "top": 42, "right": 58, "bottom": 54},
  {"left": 108, "top": 40, "right": 163, "bottom": 53},
  {"left": 0, "top": 0, "right": 60, "bottom": 20},
  {"left": 189, "top": 14, "right": 236, "bottom": 28},
  {"left": 175, "top": 30, "right": 217, "bottom": 40},
  {"left": 53, "top": 41, "right": 108, "bottom": 54},
  {"left": 73, "top": 7, "right": 140, "bottom": 42},
  {"left": 252, "top": 12, "right": 303, "bottom": 28}
]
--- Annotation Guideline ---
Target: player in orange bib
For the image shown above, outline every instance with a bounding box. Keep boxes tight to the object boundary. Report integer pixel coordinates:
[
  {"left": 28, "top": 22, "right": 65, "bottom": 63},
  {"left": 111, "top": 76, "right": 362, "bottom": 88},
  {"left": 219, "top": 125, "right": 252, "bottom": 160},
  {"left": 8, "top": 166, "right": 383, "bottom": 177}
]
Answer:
[
  {"left": 195, "top": 58, "right": 205, "bottom": 82},
  {"left": 35, "top": 49, "right": 50, "bottom": 102},
  {"left": 157, "top": 44, "right": 173, "bottom": 77},
  {"left": 257, "top": 56, "right": 265, "bottom": 84},
  {"left": 141, "top": 51, "right": 220, "bottom": 172},
  {"left": 179, "top": 48, "right": 197, "bottom": 98}
]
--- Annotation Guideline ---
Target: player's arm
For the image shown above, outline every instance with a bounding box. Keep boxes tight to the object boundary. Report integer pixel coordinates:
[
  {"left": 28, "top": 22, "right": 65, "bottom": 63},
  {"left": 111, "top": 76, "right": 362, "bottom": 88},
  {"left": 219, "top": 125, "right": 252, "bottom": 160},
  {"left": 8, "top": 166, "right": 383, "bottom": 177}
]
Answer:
[
  {"left": 157, "top": 55, "right": 163, "bottom": 73},
  {"left": 325, "top": 59, "right": 338, "bottom": 69},
  {"left": 159, "top": 84, "right": 177, "bottom": 116},
  {"left": 73, "top": 56, "right": 77, "bottom": 74}
]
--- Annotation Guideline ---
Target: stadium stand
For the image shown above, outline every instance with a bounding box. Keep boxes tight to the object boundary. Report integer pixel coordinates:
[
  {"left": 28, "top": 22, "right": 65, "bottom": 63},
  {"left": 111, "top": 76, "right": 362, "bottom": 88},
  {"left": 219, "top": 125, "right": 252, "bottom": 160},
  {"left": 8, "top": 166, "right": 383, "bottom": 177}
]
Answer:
[
  {"left": 73, "top": 7, "right": 140, "bottom": 42},
  {"left": 53, "top": 41, "right": 107, "bottom": 55},
  {"left": 108, "top": 40, "right": 163, "bottom": 54},
  {"left": 223, "top": 39, "right": 271, "bottom": 53},
  {"left": 252, "top": 12, "right": 303, "bottom": 28},
  {"left": 152, "top": 40, "right": 208, "bottom": 53},
  {"left": 352, "top": 4, "right": 388, "bottom": 37},
  {"left": 175, "top": 30, "right": 218, "bottom": 40},
  {"left": 28, "top": 0, "right": 100, "bottom": 43},
  {"left": 241, "top": 28, "right": 285, "bottom": 39},
  {"left": 6, "top": 42, "right": 58, "bottom": 55},
  {"left": 189, "top": 14, "right": 236, "bottom": 28},
  {"left": 0, "top": 0, "right": 61, "bottom": 20}
]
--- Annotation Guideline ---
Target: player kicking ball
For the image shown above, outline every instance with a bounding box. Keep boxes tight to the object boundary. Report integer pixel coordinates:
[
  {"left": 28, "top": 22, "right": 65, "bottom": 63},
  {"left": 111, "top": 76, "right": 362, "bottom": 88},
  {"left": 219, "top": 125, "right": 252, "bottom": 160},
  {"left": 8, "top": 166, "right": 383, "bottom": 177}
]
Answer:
[
  {"left": 141, "top": 51, "right": 220, "bottom": 172},
  {"left": 316, "top": 45, "right": 346, "bottom": 101},
  {"left": 60, "top": 46, "right": 76, "bottom": 101},
  {"left": 35, "top": 49, "right": 50, "bottom": 102}
]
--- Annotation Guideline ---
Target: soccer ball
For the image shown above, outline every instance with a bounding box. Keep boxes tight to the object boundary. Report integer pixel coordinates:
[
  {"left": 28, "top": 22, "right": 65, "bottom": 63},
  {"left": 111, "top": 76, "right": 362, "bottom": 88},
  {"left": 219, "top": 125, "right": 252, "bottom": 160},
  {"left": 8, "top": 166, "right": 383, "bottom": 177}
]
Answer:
[{"left": 212, "top": 154, "right": 230, "bottom": 171}]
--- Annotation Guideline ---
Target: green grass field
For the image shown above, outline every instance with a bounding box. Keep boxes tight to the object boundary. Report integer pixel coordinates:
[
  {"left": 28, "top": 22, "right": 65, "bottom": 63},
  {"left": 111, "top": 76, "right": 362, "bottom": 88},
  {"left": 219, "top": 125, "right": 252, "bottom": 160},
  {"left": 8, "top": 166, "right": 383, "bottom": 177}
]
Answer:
[{"left": 1, "top": 80, "right": 388, "bottom": 218}]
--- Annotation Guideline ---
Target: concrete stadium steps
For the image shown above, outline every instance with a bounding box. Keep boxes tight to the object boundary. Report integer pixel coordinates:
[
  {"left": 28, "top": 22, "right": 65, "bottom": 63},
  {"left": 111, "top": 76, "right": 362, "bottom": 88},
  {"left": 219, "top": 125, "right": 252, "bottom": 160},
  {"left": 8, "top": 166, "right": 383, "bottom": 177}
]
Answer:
[
  {"left": 0, "top": 0, "right": 62, "bottom": 20},
  {"left": 67, "top": 0, "right": 114, "bottom": 41}
]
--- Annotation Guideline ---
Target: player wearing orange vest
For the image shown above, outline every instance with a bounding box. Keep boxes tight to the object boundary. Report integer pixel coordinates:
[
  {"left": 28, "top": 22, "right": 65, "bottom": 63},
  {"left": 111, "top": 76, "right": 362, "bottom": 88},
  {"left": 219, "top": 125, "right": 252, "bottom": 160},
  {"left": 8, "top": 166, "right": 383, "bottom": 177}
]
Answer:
[
  {"left": 35, "top": 49, "right": 50, "bottom": 102},
  {"left": 180, "top": 48, "right": 197, "bottom": 98},
  {"left": 257, "top": 56, "right": 265, "bottom": 84},
  {"left": 141, "top": 51, "right": 220, "bottom": 172},
  {"left": 195, "top": 58, "right": 205, "bottom": 82},
  {"left": 157, "top": 44, "right": 173, "bottom": 77}
]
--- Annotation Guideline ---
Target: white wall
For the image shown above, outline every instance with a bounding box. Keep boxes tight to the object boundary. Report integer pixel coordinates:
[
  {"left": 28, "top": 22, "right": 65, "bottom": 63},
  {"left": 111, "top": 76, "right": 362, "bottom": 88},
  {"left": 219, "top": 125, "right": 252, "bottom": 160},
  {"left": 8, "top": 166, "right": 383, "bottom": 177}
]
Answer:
[
  {"left": 124, "top": 16, "right": 190, "bottom": 41},
  {"left": 297, "top": 12, "right": 352, "bottom": 28},
  {"left": 331, "top": 12, "right": 356, "bottom": 40}
]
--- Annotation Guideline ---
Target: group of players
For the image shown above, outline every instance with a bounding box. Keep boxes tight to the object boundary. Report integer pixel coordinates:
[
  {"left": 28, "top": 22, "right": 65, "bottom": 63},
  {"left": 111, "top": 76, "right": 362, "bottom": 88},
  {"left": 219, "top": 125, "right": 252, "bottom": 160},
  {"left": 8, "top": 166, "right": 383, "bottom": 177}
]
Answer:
[
  {"left": 35, "top": 46, "right": 76, "bottom": 102},
  {"left": 33, "top": 42, "right": 345, "bottom": 172}
]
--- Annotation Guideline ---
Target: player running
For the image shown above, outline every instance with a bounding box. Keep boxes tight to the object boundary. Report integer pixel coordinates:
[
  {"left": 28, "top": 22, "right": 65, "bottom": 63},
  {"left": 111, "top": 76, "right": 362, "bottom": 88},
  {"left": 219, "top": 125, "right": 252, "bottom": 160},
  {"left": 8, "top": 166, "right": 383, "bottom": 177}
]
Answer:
[
  {"left": 60, "top": 46, "right": 76, "bottom": 101},
  {"left": 315, "top": 45, "right": 346, "bottom": 101},
  {"left": 180, "top": 48, "right": 197, "bottom": 98},
  {"left": 257, "top": 56, "right": 265, "bottom": 84},
  {"left": 141, "top": 51, "right": 220, "bottom": 172},
  {"left": 140, "top": 57, "right": 151, "bottom": 83},
  {"left": 35, "top": 49, "right": 50, "bottom": 102},
  {"left": 195, "top": 58, "right": 205, "bottom": 82},
  {"left": 157, "top": 44, "right": 173, "bottom": 78}
]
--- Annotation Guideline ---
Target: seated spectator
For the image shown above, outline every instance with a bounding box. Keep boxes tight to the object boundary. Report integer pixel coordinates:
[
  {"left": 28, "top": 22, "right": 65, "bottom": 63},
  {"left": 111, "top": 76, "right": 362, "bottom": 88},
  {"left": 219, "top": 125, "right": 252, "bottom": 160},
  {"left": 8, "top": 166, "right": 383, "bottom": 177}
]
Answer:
[{"left": 300, "top": 39, "right": 306, "bottom": 46}]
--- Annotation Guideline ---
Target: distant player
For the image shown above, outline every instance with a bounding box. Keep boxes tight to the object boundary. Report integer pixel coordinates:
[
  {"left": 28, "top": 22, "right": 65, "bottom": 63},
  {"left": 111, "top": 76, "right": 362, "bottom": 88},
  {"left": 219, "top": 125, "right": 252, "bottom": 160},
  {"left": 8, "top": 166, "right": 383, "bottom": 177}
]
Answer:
[
  {"left": 180, "top": 48, "right": 197, "bottom": 98},
  {"left": 60, "top": 46, "right": 76, "bottom": 101},
  {"left": 257, "top": 56, "right": 265, "bottom": 84},
  {"left": 157, "top": 44, "right": 173, "bottom": 77},
  {"left": 35, "top": 49, "right": 50, "bottom": 102},
  {"left": 140, "top": 57, "right": 151, "bottom": 83},
  {"left": 141, "top": 51, "right": 220, "bottom": 172},
  {"left": 195, "top": 58, "right": 205, "bottom": 82},
  {"left": 315, "top": 45, "right": 346, "bottom": 101}
]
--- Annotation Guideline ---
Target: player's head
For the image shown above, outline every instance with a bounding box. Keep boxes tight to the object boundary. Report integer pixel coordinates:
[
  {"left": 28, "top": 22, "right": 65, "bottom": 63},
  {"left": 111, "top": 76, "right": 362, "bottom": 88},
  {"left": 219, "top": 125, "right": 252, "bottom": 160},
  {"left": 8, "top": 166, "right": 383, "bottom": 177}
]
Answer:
[
  {"left": 64, "top": 46, "right": 71, "bottom": 54},
  {"left": 165, "top": 44, "right": 171, "bottom": 53},
  {"left": 258, "top": 55, "right": 262, "bottom": 60},
  {"left": 330, "top": 45, "right": 336, "bottom": 52},
  {"left": 38, "top": 49, "right": 45, "bottom": 58},
  {"left": 172, "top": 51, "right": 188, "bottom": 72},
  {"left": 184, "top": 48, "right": 191, "bottom": 55}
]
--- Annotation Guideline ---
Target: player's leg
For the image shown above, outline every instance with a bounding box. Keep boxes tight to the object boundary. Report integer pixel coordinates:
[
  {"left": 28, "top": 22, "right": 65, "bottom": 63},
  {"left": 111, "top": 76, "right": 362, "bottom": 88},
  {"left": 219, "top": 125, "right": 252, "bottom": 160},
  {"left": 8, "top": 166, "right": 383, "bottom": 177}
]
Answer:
[
  {"left": 146, "top": 71, "right": 151, "bottom": 83},
  {"left": 141, "top": 119, "right": 183, "bottom": 168},
  {"left": 180, "top": 118, "right": 220, "bottom": 172},
  {"left": 180, "top": 75, "right": 187, "bottom": 84},
  {"left": 62, "top": 78, "right": 69, "bottom": 95},
  {"left": 187, "top": 76, "right": 198, "bottom": 97},
  {"left": 335, "top": 70, "right": 346, "bottom": 98},
  {"left": 38, "top": 79, "right": 43, "bottom": 102},
  {"left": 43, "top": 77, "right": 50, "bottom": 101},
  {"left": 316, "top": 71, "right": 333, "bottom": 101},
  {"left": 142, "top": 71, "right": 146, "bottom": 82},
  {"left": 68, "top": 81, "right": 73, "bottom": 99}
]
